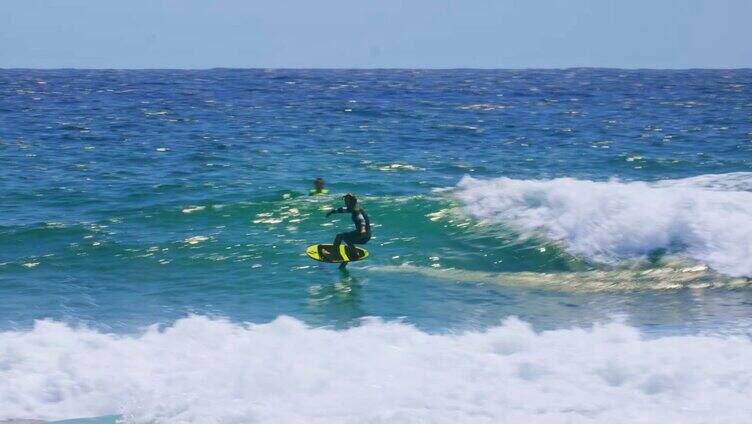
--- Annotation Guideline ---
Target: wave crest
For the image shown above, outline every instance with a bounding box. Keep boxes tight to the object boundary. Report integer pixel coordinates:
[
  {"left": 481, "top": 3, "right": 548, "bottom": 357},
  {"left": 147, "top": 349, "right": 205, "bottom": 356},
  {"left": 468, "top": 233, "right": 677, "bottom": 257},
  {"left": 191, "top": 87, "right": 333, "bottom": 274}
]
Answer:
[{"left": 455, "top": 173, "right": 752, "bottom": 277}]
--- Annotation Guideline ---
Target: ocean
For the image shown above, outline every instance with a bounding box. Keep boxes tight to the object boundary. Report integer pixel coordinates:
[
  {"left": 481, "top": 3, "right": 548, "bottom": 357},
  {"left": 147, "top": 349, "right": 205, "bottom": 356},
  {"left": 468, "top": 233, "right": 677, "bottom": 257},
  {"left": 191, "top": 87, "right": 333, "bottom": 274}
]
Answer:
[{"left": 1, "top": 69, "right": 751, "bottom": 423}]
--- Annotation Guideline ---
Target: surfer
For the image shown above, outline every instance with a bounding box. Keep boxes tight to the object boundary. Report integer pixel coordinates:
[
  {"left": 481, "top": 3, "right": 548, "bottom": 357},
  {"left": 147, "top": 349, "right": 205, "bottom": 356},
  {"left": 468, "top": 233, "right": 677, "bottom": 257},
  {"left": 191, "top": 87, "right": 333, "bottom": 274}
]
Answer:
[
  {"left": 323, "top": 193, "right": 371, "bottom": 269},
  {"left": 309, "top": 177, "right": 329, "bottom": 196}
]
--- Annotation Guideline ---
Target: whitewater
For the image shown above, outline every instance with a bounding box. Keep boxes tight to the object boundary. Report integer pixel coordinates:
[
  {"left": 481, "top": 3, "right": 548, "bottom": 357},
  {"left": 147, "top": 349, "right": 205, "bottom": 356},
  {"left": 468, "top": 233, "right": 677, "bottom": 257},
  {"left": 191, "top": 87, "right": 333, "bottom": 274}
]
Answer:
[
  {"left": 2, "top": 316, "right": 752, "bottom": 424},
  {"left": 455, "top": 173, "right": 752, "bottom": 277}
]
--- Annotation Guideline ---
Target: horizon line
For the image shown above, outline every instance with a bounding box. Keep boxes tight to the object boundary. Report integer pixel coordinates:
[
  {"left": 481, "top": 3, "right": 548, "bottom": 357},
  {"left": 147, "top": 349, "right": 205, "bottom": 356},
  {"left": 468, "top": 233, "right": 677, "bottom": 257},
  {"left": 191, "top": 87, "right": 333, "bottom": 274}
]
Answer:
[{"left": 2, "top": 66, "right": 752, "bottom": 71}]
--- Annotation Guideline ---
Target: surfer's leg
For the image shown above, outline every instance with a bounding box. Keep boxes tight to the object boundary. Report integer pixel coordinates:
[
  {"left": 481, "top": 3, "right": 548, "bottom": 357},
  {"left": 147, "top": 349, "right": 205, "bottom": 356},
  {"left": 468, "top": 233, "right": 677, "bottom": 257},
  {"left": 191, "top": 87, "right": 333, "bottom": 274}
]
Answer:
[
  {"left": 338, "top": 232, "right": 359, "bottom": 267},
  {"left": 333, "top": 232, "right": 346, "bottom": 248},
  {"left": 322, "top": 232, "right": 345, "bottom": 256},
  {"left": 335, "top": 231, "right": 361, "bottom": 249},
  {"left": 343, "top": 231, "right": 362, "bottom": 252}
]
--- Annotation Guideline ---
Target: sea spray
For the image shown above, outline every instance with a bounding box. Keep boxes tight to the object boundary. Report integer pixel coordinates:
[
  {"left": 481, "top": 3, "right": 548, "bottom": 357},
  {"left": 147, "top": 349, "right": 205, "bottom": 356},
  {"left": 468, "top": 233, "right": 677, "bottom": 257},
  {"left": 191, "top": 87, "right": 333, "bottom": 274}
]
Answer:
[{"left": 455, "top": 173, "right": 752, "bottom": 277}]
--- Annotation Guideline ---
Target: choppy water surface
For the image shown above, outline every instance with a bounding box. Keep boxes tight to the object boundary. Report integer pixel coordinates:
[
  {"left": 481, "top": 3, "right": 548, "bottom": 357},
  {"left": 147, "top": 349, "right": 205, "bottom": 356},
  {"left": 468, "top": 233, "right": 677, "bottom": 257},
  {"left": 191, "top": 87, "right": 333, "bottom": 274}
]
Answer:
[{"left": 1, "top": 69, "right": 751, "bottom": 423}]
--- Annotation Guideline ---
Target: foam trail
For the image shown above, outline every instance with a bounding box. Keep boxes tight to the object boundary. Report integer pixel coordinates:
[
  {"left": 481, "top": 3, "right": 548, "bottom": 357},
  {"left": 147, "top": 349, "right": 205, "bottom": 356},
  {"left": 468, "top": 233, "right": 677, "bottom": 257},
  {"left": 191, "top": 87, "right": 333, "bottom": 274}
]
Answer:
[
  {"left": 366, "top": 263, "right": 752, "bottom": 292},
  {"left": 2, "top": 316, "right": 752, "bottom": 423},
  {"left": 455, "top": 173, "right": 752, "bottom": 277}
]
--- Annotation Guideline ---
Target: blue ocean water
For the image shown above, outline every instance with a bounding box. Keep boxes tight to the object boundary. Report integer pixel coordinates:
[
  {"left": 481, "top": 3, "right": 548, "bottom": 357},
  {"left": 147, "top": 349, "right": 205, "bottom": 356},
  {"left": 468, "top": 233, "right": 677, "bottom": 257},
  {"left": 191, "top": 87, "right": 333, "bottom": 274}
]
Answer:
[{"left": 1, "top": 69, "right": 752, "bottom": 423}]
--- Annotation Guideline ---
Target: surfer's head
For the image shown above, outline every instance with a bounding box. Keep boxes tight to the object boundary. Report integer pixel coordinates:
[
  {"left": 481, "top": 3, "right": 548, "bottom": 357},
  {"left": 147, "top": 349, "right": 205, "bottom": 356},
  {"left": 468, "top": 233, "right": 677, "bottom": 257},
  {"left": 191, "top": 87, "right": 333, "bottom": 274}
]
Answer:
[
  {"left": 314, "top": 177, "right": 325, "bottom": 191},
  {"left": 343, "top": 193, "right": 358, "bottom": 210}
]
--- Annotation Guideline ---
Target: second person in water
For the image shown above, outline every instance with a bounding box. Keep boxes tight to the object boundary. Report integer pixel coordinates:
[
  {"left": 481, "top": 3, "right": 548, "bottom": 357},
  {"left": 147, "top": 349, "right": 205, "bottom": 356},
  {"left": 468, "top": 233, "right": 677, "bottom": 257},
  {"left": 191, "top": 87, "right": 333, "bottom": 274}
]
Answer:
[{"left": 310, "top": 177, "right": 329, "bottom": 196}]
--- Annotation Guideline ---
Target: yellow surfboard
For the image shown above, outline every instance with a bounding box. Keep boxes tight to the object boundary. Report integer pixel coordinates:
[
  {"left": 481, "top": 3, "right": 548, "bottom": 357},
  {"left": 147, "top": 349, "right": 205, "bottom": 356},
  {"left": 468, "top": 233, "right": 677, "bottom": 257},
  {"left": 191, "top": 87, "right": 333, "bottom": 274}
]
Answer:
[{"left": 306, "top": 244, "right": 369, "bottom": 263}]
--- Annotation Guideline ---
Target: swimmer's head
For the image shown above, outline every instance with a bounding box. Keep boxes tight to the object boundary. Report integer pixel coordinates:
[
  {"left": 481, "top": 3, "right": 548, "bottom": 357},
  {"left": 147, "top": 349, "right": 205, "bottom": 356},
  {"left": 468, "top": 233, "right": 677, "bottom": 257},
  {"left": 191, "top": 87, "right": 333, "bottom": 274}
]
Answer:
[{"left": 314, "top": 177, "right": 325, "bottom": 190}]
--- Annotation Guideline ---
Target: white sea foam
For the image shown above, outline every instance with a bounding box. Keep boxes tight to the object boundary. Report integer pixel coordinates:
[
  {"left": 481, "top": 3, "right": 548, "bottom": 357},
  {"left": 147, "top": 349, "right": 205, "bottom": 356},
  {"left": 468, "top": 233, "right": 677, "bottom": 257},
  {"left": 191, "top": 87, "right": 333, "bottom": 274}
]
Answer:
[
  {"left": 455, "top": 173, "right": 752, "bottom": 277},
  {"left": 181, "top": 206, "right": 205, "bottom": 214},
  {"left": 376, "top": 163, "right": 424, "bottom": 172},
  {"left": 367, "top": 263, "right": 751, "bottom": 292},
  {"left": 183, "top": 235, "right": 209, "bottom": 245},
  {"left": 2, "top": 316, "right": 752, "bottom": 423}
]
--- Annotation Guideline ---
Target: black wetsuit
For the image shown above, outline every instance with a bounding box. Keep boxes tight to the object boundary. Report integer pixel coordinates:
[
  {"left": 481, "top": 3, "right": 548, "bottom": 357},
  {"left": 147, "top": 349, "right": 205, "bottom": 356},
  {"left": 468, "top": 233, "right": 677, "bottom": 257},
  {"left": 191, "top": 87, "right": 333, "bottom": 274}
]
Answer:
[{"left": 332, "top": 207, "right": 371, "bottom": 248}]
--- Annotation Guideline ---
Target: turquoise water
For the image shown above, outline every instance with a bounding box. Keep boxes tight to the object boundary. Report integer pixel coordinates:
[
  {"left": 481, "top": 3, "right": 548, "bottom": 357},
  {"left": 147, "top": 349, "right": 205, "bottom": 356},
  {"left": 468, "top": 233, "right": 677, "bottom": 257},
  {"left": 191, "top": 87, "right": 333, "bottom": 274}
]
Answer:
[{"left": 2, "top": 69, "right": 752, "bottom": 423}]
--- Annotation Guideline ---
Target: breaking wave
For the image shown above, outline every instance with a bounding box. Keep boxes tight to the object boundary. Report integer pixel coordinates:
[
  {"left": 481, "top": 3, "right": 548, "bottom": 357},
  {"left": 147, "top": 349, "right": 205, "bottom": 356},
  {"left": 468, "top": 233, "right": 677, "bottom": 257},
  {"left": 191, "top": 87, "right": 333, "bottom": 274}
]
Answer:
[
  {"left": 455, "top": 173, "right": 752, "bottom": 277},
  {"left": 2, "top": 316, "right": 752, "bottom": 423}
]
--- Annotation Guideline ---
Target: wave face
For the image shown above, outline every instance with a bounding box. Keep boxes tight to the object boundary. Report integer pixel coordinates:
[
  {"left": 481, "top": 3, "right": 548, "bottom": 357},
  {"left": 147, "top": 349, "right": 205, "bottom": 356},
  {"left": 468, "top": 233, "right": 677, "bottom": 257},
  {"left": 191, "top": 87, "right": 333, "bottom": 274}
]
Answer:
[
  {"left": 455, "top": 173, "right": 752, "bottom": 277},
  {"left": 2, "top": 316, "right": 752, "bottom": 424}
]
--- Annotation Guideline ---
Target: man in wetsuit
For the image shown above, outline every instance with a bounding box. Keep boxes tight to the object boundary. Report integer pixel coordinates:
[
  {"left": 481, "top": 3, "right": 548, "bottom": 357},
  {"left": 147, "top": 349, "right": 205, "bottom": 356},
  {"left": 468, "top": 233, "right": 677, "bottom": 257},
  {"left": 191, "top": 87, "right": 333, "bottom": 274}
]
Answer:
[{"left": 324, "top": 193, "right": 371, "bottom": 269}]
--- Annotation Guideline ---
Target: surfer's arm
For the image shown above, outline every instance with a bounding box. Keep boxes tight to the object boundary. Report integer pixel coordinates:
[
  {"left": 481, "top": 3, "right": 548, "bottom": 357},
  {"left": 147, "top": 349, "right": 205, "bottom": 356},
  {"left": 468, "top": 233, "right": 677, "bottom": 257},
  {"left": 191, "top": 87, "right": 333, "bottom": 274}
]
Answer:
[
  {"left": 355, "top": 212, "right": 367, "bottom": 234},
  {"left": 325, "top": 207, "right": 346, "bottom": 217}
]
